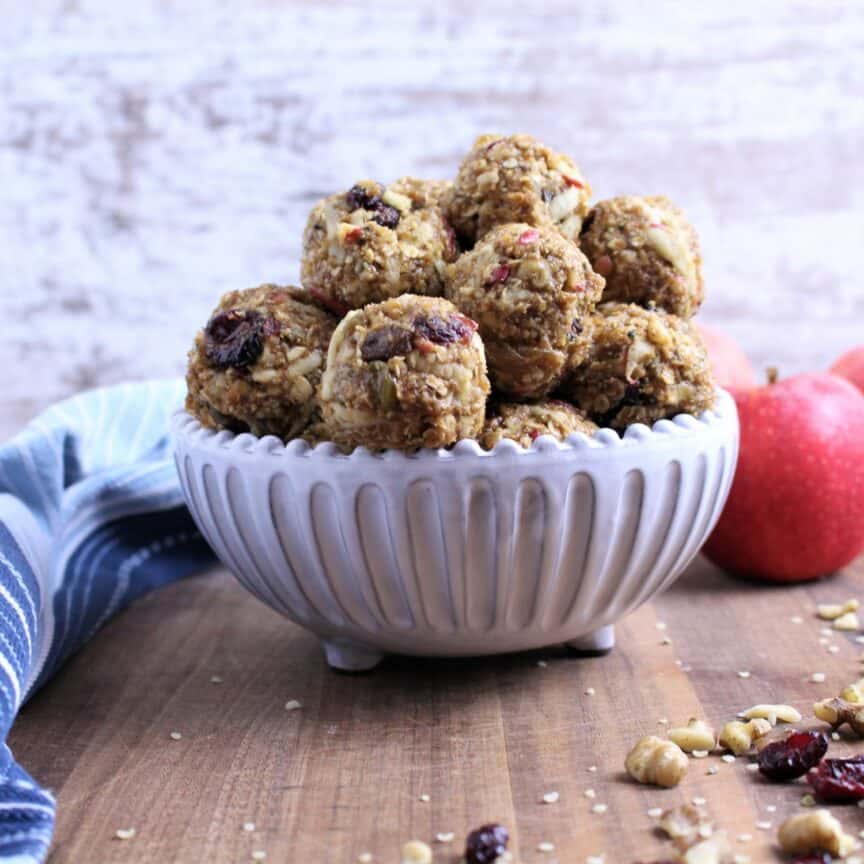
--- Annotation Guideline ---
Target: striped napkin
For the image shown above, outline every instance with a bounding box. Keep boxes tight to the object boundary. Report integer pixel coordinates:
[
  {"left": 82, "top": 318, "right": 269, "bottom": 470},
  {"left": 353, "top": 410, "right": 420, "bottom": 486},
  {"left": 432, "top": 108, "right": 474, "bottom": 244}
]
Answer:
[{"left": 0, "top": 380, "right": 213, "bottom": 862}]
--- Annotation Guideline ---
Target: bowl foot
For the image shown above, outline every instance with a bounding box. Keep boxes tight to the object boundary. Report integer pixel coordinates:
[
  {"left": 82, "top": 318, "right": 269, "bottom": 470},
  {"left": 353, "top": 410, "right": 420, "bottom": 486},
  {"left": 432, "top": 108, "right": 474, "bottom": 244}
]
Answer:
[
  {"left": 322, "top": 638, "right": 384, "bottom": 672},
  {"left": 565, "top": 625, "right": 615, "bottom": 657}
]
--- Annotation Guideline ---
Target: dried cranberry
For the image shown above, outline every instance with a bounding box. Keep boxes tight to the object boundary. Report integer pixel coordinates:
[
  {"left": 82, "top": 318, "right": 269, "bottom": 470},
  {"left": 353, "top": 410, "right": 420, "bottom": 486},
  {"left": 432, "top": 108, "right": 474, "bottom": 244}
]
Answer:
[
  {"left": 413, "top": 313, "right": 474, "bottom": 346},
  {"left": 758, "top": 731, "right": 828, "bottom": 781},
  {"left": 371, "top": 204, "right": 400, "bottom": 229},
  {"left": 345, "top": 184, "right": 401, "bottom": 230},
  {"left": 465, "top": 823, "right": 508, "bottom": 864},
  {"left": 807, "top": 755, "right": 864, "bottom": 802},
  {"left": 562, "top": 173, "right": 584, "bottom": 188},
  {"left": 204, "top": 310, "right": 268, "bottom": 369},
  {"left": 345, "top": 184, "right": 379, "bottom": 211},
  {"left": 518, "top": 228, "right": 540, "bottom": 245},
  {"left": 486, "top": 265, "right": 510, "bottom": 285},
  {"left": 307, "top": 286, "right": 349, "bottom": 317},
  {"left": 360, "top": 326, "right": 414, "bottom": 362}
]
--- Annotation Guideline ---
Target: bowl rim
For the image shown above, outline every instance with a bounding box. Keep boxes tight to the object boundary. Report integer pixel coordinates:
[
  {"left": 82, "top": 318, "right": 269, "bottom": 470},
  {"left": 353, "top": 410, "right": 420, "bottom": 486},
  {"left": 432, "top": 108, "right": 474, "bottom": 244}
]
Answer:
[{"left": 171, "top": 387, "right": 736, "bottom": 463}]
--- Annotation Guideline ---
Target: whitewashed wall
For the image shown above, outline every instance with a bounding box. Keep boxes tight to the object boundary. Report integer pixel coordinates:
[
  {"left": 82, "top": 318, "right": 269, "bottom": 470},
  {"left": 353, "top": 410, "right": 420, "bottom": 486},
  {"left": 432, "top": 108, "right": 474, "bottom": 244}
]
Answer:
[{"left": 2, "top": 0, "right": 862, "bottom": 435}]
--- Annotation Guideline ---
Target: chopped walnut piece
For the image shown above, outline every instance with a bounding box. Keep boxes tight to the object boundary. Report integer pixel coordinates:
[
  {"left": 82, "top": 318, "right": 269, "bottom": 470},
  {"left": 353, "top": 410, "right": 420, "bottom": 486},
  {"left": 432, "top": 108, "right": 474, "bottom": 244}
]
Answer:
[
  {"left": 668, "top": 719, "right": 716, "bottom": 754},
  {"left": 625, "top": 735, "right": 688, "bottom": 787},
  {"left": 739, "top": 704, "right": 801, "bottom": 725},
  {"left": 719, "top": 719, "right": 772, "bottom": 756},
  {"left": 814, "top": 698, "right": 864, "bottom": 735},
  {"left": 818, "top": 599, "right": 859, "bottom": 620},
  {"left": 778, "top": 810, "right": 856, "bottom": 858},
  {"left": 659, "top": 804, "right": 713, "bottom": 851}
]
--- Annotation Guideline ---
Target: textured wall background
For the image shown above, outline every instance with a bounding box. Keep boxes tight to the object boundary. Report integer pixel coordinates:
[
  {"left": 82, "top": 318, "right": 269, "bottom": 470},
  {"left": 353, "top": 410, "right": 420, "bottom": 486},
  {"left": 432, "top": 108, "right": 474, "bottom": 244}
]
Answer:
[{"left": 2, "top": 0, "right": 862, "bottom": 437}]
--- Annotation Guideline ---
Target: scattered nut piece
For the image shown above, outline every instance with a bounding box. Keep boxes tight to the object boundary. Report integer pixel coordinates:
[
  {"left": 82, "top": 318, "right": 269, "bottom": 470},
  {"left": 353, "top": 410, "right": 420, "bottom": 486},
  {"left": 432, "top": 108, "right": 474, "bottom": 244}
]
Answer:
[
  {"left": 658, "top": 804, "right": 713, "bottom": 851},
  {"left": 815, "top": 697, "right": 864, "bottom": 736},
  {"left": 719, "top": 719, "right": 772, "bottom": 755},
  {"left": 401, "top": 840, "right": 432, "bottom": 864},
  {"left": 669, "top": 719, "right": 717, "bottom": 754},
  {"left": 818, "top": 599, "right": 859, "bottom": 620},
  {"left": 625, "top": 735, "right": 688, "bottom": 788},
  {"left": 114, "top": 828, "right": 136, "bottom": 841},
  {"left": 778, "top": 809, "right": 856, "bottom": 857},
  {"left": 841, "top": 679, "right": 864, "bottom": 703},
  {"left": 835, "top": 612, "right": 861, "bottom": 631},
  {"left": 681, "top": 831, "right": 731, "bottom": 864},
  {"left": 739, "top": 704, "right": 802, "bottom": 725},
  {"left": 801, "top": 794, "right": 816, "bottom": 807}
]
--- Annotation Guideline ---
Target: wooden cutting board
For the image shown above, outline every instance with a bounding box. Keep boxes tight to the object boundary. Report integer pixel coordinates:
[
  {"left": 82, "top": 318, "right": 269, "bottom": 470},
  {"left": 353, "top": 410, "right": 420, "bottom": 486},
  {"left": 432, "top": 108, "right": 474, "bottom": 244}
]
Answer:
[{"left": 10, "top": 554, "right": 864, "bottom": 863}]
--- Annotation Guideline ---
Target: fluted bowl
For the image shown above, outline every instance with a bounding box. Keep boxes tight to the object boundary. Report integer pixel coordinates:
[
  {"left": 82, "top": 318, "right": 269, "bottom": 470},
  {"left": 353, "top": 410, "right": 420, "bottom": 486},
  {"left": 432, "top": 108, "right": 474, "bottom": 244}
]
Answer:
[{"left": 171, "top": 389, "right": 738, "bottom": 670}]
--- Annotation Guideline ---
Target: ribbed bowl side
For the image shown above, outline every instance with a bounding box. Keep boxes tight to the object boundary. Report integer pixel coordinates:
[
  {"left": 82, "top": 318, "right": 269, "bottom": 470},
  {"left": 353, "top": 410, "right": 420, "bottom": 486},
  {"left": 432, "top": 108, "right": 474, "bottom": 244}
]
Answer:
[{"left": 172, "top": 391, "right": 739, "bottom": 656}]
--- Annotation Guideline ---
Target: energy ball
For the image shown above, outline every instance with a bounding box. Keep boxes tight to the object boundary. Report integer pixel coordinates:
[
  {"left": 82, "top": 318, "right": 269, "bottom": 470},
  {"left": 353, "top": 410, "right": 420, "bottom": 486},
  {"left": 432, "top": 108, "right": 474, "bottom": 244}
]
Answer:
[
  {"left": 445, "top": 134, "right": 591, "bottom": 246},
  {"left": 445, "top": 223, "right": 604, "bottom": 399},
  {"left": 479, "top": 400, "right": 597, "bottom": 449},
  {"left": 301, "top": 177, "right": 457, "bottom": 314},
  {"left": 185, "top": 284, "right": 337, "bottom": 439},
  {"left": 560, "top": 302, "right": 715, "bottom": 430},
  {"left": 579, "top": 195, "right": 704, "bottom": 318},
  {"left": 318, "top": 295, "right": 490, "bottom": 451}
]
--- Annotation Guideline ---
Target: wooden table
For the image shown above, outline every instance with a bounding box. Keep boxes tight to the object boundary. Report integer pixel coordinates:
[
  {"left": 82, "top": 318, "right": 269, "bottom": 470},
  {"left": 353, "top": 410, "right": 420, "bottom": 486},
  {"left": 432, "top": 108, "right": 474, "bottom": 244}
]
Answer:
[{"left": 10, "top": 554, "right": 864, "bottom": 863}]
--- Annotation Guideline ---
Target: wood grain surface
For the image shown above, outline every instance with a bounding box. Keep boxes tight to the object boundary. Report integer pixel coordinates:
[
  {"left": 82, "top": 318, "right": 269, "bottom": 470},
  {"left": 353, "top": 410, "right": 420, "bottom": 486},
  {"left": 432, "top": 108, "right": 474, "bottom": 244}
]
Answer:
[
  {"left": 9, "top": 556, "right": 864, "bottom": 863},
  {"left": 1, "top": 0, "right": 863, "bottom": 433}
]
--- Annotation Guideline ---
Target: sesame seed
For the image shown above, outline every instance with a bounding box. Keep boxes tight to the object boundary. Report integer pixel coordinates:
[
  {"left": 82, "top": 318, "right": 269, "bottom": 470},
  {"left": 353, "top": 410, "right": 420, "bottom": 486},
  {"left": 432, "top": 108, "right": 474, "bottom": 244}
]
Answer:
[
  {"left": 818, "top": 637, "right": 830, "bottom": 645},
  {"left": 856, "top": 636, "right": 864, "bottom": 645},
  {"left": 587, "top": 765, "right": 598, "bottom": 773},
  {"left": 586, "top": 856, "right": 605, "bottom": 864},
  {"left": 418, "top": 794, "right": 430, "bottom": 803},
  {"left": 691, "top": 750, "right": 709, "bottom": 759},
  {"left": 542, "top": 791, "right": 560, "bottom": 804},
  {"left": 537, "top": 842, "right": 555, "bottom": 853},
  {"left": 721, "top": 754, "right": 736, "bottom": 763},
  {"left": 746, "top": 763, "right": 759, "bottom": 773},
  {"left": 765, "top": 805, "right": 776, "bottom": 813},
  {"left": 660, "top": 637, "right": 672, "bottom": 646},
  {"left": 681, "top": 665, "right": 693, "bottom": 673},
  {"left": 252, "top": 852, "right": 267, "bottom": 862},
  {"left": 821, "top": 627, "right": 834, "bottom": 636},
  {"left": 828, "top": 645, "right": 841, "bottom": 654},
  {"left": 832, "top": 731, "right": 841, "bottom": 741},
  {"left": 692, "top": 797, "right": 707, "bottom": 806},
  {"left": 736, "top": 833, "right": 752, "bottom": 842},
  {"left": 536, "top": 660, "right": 548, "bottom": 668},
  {"left": 656, "top": 622, "right": 667, "bottom": 631},
  {"left": 114, "top": 828, "right": 136, "bottom": 841},
  {"left": 284, "top": 700, "right": 302, "bottom": 711},
  {"left": 584, "top": 788, "right": 596, "bottom": 799},
  {"left": 243, "top": 822, "right": 256, "bottom": 832},
  {"left": 737, "top": 670, "right": 751, "bottom": 679},
  {"left": 358, "top": 854, "right": 373, "bottom": 863},
  {"left": 647, "top": 807, "right": 663, "bottom": 819},
  {"left": 210, "top": 675, "right": 223, "bottom": 684},
  {"left": 657, "top": 717, "right": 669, "bottom": 725},
  {"left": 169, "top": 731, "right": 182, "bottom": 740},
  {"left": 810, "top": 672, "right": 827, "bottom": 683},
  {"left": 733, "top": 856, "right": 751, "bottom": 864},
  {"left": 435, "top": 833, "right": 454, "bottom": 843},
  {"left": 591, "top": 803, "right": 607, "bottom": 814},
  {"left": 707, "top": 765, "right": 719, "bottom": 775},
  {"left": 755, "top": 821, "right": 772, "bottom": 831},
  {"left": 584, "top": 687, "right": 596, "bottom": 696},
  {"left": 800, "top": 794, "right": 815, "bottom": 807},
  {"left": 858, "top": 799, "right": 864, "bottom": 809}
]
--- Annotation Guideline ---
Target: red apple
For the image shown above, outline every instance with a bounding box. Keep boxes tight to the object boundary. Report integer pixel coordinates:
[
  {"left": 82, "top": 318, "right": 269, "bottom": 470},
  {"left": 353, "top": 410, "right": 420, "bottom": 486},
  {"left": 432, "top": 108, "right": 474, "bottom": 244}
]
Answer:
[
  {"left": 831, "top": 346, "right": 864, "bottom": 394},
  {"left": 695, "top": 322, "right": 757, "bottom": 390},
  {"left": 703, "top": 371, "right": 864, "bottom": 582}
]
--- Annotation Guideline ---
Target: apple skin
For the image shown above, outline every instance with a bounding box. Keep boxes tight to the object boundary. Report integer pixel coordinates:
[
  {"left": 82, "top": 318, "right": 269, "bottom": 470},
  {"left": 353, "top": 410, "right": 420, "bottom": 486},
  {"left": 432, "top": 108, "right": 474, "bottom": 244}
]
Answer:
[
  {"left": 703, "top": 372, "right": 864, "bottom": 582},
  {"left": 695, "top": 322, "right": 757, "bottom": 390},
  {"left": 831, "top": 346, "right": 864, "bottom": 394}
]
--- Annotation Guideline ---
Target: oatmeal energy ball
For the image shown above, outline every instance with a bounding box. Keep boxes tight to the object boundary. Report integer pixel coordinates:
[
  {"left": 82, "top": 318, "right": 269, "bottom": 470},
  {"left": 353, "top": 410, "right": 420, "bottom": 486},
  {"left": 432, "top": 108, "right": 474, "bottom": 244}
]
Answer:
[
  {"left": 185, "top": 284, "right": 337, "bottom": 439},
  {"left": 560, "top": 302, "right": 715, "bottom": 429},
  {"left": 445, "top": 222, "right": 604, "bottom": 399},
  {"left": 479, "top": 400, "right": 597, "bottom": 450},
  {"left": 301, "top": 177, "right": 456, "bottom": 313},
  {"left": 579, "top": 195, "right": 704, "bottom": 318},
  {"left": 318, "top": 295, "right": 490, "bottom": 450},
  {"left": 445, "top": 134, "right": 591, "bottom": 246}
]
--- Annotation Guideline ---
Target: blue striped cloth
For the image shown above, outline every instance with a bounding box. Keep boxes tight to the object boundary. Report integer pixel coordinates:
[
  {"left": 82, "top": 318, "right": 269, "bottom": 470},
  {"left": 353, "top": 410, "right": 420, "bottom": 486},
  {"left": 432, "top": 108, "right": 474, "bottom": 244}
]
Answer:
[{"left": 0, "top": 380, "right": 213, "bottom": 862}]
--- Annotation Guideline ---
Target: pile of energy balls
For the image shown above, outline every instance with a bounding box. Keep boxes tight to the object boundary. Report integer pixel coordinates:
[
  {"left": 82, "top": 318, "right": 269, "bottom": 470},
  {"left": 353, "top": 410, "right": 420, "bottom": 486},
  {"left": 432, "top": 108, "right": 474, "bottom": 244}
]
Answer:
[{"left": 185, "top": 134, "right": 716, "bottom": 451}]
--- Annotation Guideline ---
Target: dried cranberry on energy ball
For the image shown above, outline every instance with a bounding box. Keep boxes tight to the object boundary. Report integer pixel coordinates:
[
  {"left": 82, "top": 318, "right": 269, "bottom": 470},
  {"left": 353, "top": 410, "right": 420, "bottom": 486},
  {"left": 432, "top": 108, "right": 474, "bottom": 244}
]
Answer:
[
  {"left": 204, "top": 310, "right": 270, "bottom": 369},
  {"left": 465, "top": 823, "right": 509, "bottom": 864}
]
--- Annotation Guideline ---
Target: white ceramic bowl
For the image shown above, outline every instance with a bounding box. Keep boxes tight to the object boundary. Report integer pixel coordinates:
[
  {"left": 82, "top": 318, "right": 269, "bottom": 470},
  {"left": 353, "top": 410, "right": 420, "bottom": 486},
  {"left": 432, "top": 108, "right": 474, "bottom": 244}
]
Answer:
[{"left": 172, "top": 389, "right": 738, "bottom": 670}]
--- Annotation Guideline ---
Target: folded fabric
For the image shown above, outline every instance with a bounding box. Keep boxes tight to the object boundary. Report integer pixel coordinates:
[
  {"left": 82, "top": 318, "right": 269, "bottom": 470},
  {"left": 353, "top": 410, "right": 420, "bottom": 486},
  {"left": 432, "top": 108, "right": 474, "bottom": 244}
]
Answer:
[{"left": 0, "top": 380, "right": 213, "bottom": 862}]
